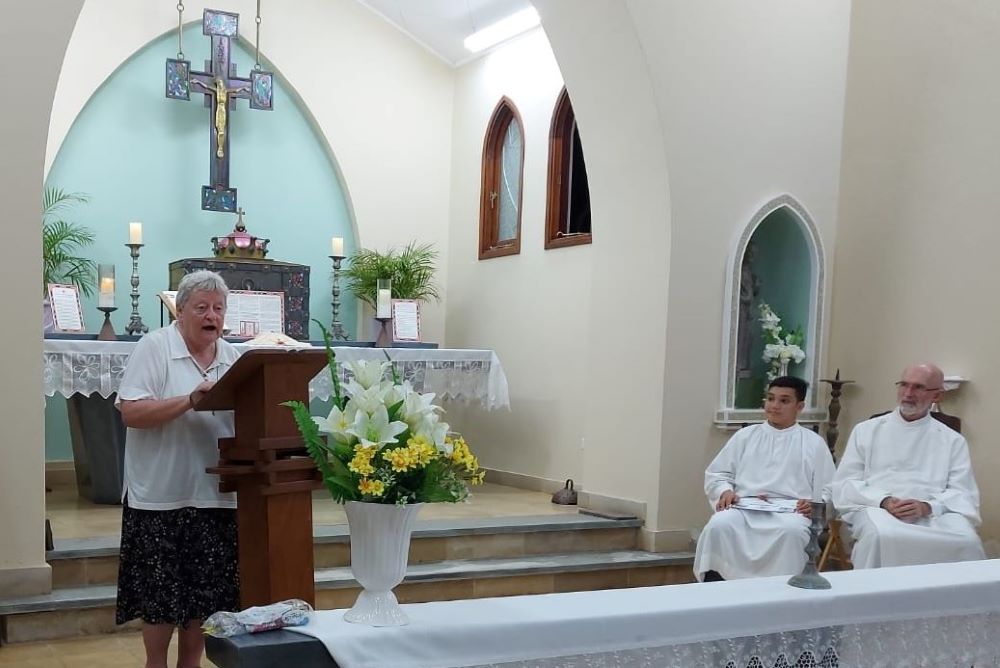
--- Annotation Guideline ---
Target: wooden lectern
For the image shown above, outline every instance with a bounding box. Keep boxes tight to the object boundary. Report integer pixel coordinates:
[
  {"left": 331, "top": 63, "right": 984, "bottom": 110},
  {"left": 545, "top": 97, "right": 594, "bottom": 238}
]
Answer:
[{"left": 196, "top": 348, "right": 328, "bottom": 607}]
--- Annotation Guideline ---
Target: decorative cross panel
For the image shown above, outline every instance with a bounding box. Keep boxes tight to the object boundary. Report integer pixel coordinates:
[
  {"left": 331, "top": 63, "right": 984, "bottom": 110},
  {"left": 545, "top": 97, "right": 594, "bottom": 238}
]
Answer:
[{"left": 165, "top": 9, "right": 274, "bottom": 213}]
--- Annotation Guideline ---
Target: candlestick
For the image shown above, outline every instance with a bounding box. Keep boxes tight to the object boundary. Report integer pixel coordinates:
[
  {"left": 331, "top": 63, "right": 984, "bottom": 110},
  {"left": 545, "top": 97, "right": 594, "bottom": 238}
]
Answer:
[
  {"left": 329, "top": 255, "right": 349, "bottom": 341},
  {"left": 124, "top": 243, "right": 148, "bottom": 335},
  {"left": 129, "top": 221, "right": 143, "bottom": 245},
  {"left": 820, "top": 369, "right": 855, "bottom": 458},
  {"left": 331, "top": 236, "right": 344, "bottom": 258},
  {"left": 787, "top": 501, "right": 832, "bottom": 590},
  {"left": 97, "top": 306, "right": 118, "bottom": 341}
]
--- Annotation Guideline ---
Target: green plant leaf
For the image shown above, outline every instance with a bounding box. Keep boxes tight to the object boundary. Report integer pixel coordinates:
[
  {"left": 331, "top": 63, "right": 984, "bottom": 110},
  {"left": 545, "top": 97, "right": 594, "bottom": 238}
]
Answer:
[
  {"left": 343, "top": 241, "right": 440, "bottom": 307},
  {"left": 41, "top": 188, "right": 96, "bottom": 297},
  {"left": 282, "top": 399, "right": 358, "bottom": 502}
]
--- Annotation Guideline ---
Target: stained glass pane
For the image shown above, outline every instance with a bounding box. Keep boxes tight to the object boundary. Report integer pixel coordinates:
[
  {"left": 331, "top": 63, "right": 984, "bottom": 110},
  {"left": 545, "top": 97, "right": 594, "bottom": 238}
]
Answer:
[
  {"left": 250, "top": 71, "right": 274, "bottom": 110},
  {"left": 165, "top": 59, "right": 190, "bottom": 100},
  {"left": 202, "top": 186, "right": 238, "bottom": 213},
  {"left": 497, "top": 120, "right": 522, "bottom": 242},
  {"left": 203, "top": 10, "right": 238, "bottom": 37}
]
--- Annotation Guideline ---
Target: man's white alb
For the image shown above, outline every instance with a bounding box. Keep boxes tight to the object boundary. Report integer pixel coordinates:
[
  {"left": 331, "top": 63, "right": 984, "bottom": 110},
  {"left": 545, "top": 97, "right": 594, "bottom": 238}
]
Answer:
[{"left": 694, "top": 422, "right": 835, "bottom": 580}]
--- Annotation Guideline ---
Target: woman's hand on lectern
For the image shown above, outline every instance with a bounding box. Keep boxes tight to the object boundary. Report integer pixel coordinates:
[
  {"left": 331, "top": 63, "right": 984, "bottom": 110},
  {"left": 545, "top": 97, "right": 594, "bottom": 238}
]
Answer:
[{"left": 189, "top": 380, "right": 216, "bottom": 408}]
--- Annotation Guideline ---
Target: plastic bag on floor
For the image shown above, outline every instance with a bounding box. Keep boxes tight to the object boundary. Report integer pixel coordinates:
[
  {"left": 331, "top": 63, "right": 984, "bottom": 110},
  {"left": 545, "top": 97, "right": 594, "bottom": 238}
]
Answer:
[{"left": 203, "top": 598, "right": 313, "bottom": 637}]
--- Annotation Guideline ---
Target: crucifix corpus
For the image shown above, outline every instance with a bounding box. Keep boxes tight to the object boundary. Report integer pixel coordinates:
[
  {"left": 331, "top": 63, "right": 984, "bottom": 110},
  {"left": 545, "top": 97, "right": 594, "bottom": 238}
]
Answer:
[{"left": 165, "top": 4, "right": 275, "bottom": 213}]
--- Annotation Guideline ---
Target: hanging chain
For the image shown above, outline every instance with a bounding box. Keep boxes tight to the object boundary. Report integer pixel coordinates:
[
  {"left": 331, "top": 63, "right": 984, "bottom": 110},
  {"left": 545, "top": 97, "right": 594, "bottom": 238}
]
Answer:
[
  {"left": 176, "top": 1, "right": 185, "bottom": 60},
  {"left": 254, "top": 0, "right": 262, "bottom": 70}
]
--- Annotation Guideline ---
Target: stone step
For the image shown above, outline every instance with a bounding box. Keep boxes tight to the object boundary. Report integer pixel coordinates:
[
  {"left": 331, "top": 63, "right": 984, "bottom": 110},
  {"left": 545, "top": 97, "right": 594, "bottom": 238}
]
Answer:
[
  {"left": 1, "top": 549, "right": 695, "bottom": 644},
  {"left": 47, "top": 514, "right": 643, "bottom": 589}
]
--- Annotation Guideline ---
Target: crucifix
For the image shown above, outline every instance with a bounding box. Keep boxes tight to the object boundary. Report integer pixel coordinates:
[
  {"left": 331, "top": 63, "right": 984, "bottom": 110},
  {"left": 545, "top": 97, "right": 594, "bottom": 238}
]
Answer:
[{"left": 165, "top": 6, "right": 274, "bottom": 213}]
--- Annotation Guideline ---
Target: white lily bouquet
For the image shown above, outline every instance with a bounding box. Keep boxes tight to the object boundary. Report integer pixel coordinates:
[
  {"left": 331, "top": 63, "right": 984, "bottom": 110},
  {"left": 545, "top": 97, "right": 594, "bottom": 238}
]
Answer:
[
  {"left": 759, "top": 303, "right": 805, "bottom": 381},
  {"left": 284, "top": 324, "right": 484, "bottom": 505}
]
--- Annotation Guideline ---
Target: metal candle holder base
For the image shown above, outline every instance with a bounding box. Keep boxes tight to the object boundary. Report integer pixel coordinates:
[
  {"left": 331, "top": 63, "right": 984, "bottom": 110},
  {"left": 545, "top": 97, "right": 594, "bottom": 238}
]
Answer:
[
  {"left": 374, "top": 317, "right": 392, "bottom": 348},
  {"left": 124, "top": 243, "right": 148, "bottom": 335},
  {"left": 787, "top": 501, "right": 832, "bottom": 590},
  {"left": 97, "top": 306, "right": 118, "bottom": 341},
  {"left": 329, "top": 255, "right": 349, "bottom": 341}
]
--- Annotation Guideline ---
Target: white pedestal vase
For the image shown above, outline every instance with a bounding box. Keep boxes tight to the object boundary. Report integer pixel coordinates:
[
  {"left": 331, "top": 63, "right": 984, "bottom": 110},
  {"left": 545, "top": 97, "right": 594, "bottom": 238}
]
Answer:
[{"left": 343, "top": 500, "right": 423, "bottom": 626}]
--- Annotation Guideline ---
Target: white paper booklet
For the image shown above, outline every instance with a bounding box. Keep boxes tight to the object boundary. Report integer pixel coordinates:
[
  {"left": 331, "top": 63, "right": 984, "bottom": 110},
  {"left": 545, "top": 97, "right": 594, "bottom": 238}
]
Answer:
[{"left": 733, "top": 497, "right": 799, "bottom": 513}]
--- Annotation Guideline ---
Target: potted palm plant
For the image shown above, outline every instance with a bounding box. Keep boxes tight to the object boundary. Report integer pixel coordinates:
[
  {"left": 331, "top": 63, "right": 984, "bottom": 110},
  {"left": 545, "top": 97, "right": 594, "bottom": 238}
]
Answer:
[
  {"left": 42, "top": 188, "right": 96, "bottom": 331},
  {"left": 343, "top": 241, "right": 441, "bottom": 308}
]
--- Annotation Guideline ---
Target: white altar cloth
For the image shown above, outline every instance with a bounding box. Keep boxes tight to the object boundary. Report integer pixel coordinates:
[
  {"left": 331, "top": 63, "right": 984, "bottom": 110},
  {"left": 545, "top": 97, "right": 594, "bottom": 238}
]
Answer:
[
  {"left": 42, "top": 339, "right": 510, "bottom": 409},
  {"left": 289, "top": 559, "right": 1000, "bottom": 668}
]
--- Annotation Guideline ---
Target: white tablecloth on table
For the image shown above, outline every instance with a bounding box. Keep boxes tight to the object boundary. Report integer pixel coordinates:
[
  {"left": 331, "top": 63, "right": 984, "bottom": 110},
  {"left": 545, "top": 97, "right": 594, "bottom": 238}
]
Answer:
[
  {"left": 42, "top": 339, "right": 510, "bottom": 410},
  {"left": 288, "top": 559, "right": 1000, "bottom": 668}
]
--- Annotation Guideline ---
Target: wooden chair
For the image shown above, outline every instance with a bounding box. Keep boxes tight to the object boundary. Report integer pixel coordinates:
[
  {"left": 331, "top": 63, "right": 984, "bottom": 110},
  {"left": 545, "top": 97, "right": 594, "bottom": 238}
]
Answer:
[{"left": 818, "top": 407, "right": 962, "bottom": 571}]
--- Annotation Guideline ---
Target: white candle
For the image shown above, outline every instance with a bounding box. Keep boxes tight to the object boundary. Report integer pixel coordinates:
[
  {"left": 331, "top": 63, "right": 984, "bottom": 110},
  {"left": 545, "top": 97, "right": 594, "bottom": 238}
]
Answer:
[
  {"left": 376, "top": 288, "right": 392, "bottom": 318},
  {"left": 99, "top": 277, "right": 115, "bottom": 307},
  {"left": 129, "top": 221, "right": 143, "bottom": 244},
  {"left": 331, "top": 236, "right": 344, "bottom": 257}
]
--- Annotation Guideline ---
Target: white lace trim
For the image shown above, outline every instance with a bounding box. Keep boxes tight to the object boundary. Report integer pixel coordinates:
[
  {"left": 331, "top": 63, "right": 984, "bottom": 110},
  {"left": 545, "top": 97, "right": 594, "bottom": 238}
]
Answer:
[{"left": 42, "top": 340, "right": 510, "bottom": 410}]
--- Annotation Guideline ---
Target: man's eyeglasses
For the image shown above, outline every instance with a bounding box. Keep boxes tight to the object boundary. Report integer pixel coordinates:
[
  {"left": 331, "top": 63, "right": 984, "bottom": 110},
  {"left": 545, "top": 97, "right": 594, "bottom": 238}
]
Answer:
[{"left": 894, "top": 381, "right": 941, "bottom": 393}]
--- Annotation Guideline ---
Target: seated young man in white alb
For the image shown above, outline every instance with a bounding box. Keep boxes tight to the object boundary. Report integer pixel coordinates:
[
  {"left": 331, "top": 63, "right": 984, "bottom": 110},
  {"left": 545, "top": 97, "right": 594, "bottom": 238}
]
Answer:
[
  {"left": 832, "top": 363, "right": 985, "bottom": 569},
  {"left": 694, "top": 376, "right": 836, "bottom": 581}
]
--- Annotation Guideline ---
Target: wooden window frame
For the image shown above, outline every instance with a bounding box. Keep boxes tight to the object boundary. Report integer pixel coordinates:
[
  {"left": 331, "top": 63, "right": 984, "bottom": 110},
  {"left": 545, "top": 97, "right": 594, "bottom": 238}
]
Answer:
[
  {"left": 479, "top": 97, "right": 525, "bottom": 260},
  {"left": 544, "top": 88, "right": 592, "bottom": 250}
]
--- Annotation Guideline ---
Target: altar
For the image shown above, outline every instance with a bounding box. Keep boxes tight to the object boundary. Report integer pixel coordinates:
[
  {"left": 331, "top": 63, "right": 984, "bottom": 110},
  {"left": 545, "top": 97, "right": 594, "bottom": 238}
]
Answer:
[
  {"left": 206, "top": 559, "right": 1000, "bottom": 668},
  {"left": 43, "top": 339, "right": 510, "bottom": 408},
  {"left": 43, "top": 337, "right": 509, "bottom": 502}
]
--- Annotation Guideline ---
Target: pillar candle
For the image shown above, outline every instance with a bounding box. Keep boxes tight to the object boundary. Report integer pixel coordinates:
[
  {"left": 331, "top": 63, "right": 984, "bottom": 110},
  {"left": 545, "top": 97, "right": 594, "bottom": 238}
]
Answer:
[
  {"left": 376, "top": 289, "right": 392, "bottom": 318},
  {"left": 99, "top": 277, "right": 115, "bottom": 307},
  {"left": 129, "top": 222, "right": 143, "bottom": 244},
  {"left": 331, "top": 236, "right": 345, "bottom": 257}
]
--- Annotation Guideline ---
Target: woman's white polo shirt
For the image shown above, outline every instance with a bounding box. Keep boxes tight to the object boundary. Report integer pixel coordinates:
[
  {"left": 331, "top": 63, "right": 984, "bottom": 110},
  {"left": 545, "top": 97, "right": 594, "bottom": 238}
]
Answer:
[{"left": 116, "top": 323, "right": 239, "bottom": 510}]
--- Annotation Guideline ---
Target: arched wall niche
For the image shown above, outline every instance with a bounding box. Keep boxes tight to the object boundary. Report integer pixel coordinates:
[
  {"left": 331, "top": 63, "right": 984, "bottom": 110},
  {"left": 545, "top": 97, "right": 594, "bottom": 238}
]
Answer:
[{"left": 715, "top": 194, "right": 828, "bottom": 428}]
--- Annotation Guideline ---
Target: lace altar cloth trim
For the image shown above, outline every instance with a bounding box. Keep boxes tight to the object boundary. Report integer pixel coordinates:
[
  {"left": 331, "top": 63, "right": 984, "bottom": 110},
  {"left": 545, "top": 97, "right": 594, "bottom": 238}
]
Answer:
[
  {"left": 42, "top": 341, "right": 510, "bottom": 410},
  {"left": 471, "top": 612, "right": 1000, "bottom": 668}
]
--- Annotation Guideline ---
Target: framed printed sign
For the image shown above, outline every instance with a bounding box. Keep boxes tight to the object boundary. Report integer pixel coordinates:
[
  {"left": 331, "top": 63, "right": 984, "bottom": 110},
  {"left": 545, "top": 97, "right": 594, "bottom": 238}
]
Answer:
[
  {"left": 47, "top": 283, "right": 86, "bottom": 333},
  {"left": 391, "top": 299, "right": 421, "bottom": 342}
]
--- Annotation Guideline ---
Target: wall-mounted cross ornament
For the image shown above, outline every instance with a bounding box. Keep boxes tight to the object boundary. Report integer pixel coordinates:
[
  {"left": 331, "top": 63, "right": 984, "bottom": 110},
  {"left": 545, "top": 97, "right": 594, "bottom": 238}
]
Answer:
[{"left": 165, "top": 7, "right": 274, "bottom": 213}]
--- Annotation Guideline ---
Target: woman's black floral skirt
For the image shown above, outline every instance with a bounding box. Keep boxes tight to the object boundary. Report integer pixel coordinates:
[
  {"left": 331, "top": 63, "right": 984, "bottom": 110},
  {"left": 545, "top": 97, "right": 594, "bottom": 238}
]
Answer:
[{"left": 116, "top": 499, "right": 239, "bottom": 627}]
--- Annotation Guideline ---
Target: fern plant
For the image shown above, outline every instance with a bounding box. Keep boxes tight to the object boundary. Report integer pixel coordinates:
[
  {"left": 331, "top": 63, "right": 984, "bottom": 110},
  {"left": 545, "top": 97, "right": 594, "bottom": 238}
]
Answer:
[
  {"left": 343, "top": 241, "right": 441, "bottom": 308},
  {"left": 42, "top": 188, "right": 97, "bottom": 297}
]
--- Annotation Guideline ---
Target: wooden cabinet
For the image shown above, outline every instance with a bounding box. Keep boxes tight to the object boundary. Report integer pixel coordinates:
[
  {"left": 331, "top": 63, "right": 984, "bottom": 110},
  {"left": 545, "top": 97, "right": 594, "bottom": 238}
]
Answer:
[{"left": 169, "top": 257, "right": 311, "bottom": 339}]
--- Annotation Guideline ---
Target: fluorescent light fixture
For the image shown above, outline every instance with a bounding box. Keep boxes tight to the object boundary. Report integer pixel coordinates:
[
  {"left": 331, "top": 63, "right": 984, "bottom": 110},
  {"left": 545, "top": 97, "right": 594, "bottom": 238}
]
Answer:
[{"left": 464, "top": 7, "right": 540, "bottom": 53}]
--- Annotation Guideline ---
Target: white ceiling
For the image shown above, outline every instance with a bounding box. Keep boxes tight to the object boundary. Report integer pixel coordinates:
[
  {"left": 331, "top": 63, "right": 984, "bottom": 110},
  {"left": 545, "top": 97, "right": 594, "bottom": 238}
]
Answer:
[{"left": 356, "top": 0, "right": 536, "bottom": 67}]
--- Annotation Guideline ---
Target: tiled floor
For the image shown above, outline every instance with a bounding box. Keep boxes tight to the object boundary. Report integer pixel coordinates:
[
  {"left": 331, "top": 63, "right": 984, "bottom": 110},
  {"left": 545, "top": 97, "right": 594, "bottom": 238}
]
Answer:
[
  {"left": 47, "top": 481, "right": 576, "bottom": 540},
  {"left": 0, "top": 632, "right": 205, "bottom": 667}
]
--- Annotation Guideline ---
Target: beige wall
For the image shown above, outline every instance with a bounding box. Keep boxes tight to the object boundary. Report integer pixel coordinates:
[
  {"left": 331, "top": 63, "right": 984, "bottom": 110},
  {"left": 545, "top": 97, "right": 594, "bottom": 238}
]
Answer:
[
  {"left": 48, "top": 0, "right": 455, "bottom": 344},
  {"left": 633, "top": 0, "right": 852, "bottom": 540},
  {"left": 0, "top": 0, "right": 84, "bottom": 596},
  {"left": 444, "top": 29, "right": 593, "bottom": 486},
  {"left": 831, "top": 0, "right": 1000, "bottom": 553}
]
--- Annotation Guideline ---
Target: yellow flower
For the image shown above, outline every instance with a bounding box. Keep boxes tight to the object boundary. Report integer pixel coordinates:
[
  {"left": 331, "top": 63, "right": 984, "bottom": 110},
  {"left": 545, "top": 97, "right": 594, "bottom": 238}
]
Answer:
[
  {"left": 358, "top": 477, "right": 385, "bottom": 497},
  {"left": 407, "top": 435, "right": 437, "bottom": 466},
  {"left": 348, "top": 445, "right": 376, "bottom": 476},
  {"left": 383, "top": 446, "right": 418, "bottom": 473},
  {"left": 472, "top": 469, "right": 486, "bottom": 485}
]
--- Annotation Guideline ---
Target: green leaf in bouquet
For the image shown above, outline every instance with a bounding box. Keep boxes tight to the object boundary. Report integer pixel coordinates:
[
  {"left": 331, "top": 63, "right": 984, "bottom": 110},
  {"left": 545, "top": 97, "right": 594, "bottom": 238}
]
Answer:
[
  {"left": 387, "top": 398, "right": 405, "bottom": 423},
  {"left": 313, "top": 319, "right": 346, "bottom": 410},
  {"left": 283, "top": 399, "right": 358, "bottom": 502}
]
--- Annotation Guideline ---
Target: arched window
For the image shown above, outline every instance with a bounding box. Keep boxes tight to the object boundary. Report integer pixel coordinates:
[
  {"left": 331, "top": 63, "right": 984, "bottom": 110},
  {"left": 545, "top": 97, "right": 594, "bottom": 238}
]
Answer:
[
  {"left": 545, "top": 88, "right": 591, "bottom": 249},
  {"left": 479, "top": 97, "right": 525, "bottom": 260}
]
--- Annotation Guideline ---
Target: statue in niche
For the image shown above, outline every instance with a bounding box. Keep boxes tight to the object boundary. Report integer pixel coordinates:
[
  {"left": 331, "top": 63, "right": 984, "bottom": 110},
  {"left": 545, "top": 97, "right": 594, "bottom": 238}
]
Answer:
[{"left": 736, "top": 242, "right": 761, "bottom": 379}]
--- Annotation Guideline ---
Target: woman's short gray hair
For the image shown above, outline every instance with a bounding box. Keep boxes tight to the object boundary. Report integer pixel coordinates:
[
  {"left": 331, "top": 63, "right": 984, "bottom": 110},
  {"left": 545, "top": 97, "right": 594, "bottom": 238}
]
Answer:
[{"left": 176, "top": 270, "right": 229, "bottom": 309}]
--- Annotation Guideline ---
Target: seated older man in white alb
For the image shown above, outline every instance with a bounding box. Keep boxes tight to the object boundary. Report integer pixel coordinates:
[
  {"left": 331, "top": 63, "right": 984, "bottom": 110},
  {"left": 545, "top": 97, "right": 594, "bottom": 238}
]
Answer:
[
  {"left": 694, "top": 376, "right": 836, "bottom": 581},
  {"left": 832, "top": 363, "right": 985, "bottom": 569}
]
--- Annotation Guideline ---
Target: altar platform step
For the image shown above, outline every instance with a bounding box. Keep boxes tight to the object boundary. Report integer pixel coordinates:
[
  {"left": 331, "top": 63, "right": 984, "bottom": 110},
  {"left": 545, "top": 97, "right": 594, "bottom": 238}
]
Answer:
[
  {"left": 43, "top": 513, "right": 647, "bottom": 590},
  {"left": 0, "top": 548, "right": 695, "bottom": 644}
]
